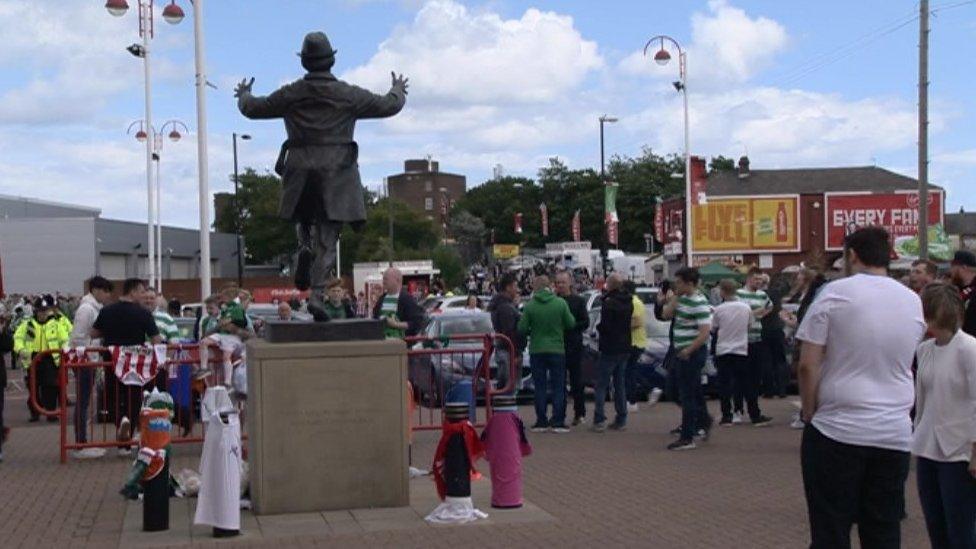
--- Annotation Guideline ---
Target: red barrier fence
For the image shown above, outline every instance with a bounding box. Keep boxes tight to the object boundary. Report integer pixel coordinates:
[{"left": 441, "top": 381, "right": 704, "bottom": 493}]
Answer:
[
  {"left": 29, "top": 333, "right": 518, "bottom": 463},
  {"left": 404, "top": 333, "right": 518, "bottom": 432},
  {"left": 28, "top": 343, "right": 239, "bottom": 464}
]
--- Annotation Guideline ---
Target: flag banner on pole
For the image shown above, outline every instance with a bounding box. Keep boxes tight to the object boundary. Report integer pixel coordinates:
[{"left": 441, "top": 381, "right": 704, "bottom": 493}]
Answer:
[
  {"left": 540, "top": 203, "right": 549, "bottom": 237},
  {"left": 654, "top": 196, "right": 664, "bottom": 243},
  {"left": 514, "top": 212, "right": 523, "bottom": 234},
  {"left": 572, "top": 210, "right": 581, "bottom": 242},
  {"left": 690, "top": 156, "right": 707, "bottom": 206},
  {"left": 605, "top": 182, "right": 619, "bottom": 246}
]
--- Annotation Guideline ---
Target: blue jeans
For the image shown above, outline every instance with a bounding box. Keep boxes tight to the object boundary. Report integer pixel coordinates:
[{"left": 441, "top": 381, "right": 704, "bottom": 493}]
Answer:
[
  {"left": 530, "top": 353, "right": 566, "bottom": 427},
  {"left": 676, "top": 347, "right": 712, "bottom": 441},
  {"left": 594, "top": 352, "right": 629, "bottom": 426},
  {"left": 917, "top": 457, "right": 976, "bottom": 549}
]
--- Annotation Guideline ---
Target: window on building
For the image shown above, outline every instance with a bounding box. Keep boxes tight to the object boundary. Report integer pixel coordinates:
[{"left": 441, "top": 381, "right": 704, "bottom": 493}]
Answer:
[
  {"left": 425, "top": 180, "right": 432, "bottom": 192},
  {"left": 425, "top": 198, "right": 434, "bottom": 211}
]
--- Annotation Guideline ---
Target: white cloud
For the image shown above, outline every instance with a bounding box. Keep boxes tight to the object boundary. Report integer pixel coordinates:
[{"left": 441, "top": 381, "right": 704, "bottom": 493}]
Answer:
[
  {"left": 0, "top": 0, "right": 192, "bottom": 125},
  {"left": 628, "top": 87, "right": 921, "bottom": 167},
  {"left": 341, "top": 0, "right": 603, "bottom": 105},
  {"left": 619, "top": 0, "right": 788, "bottom": 89}
]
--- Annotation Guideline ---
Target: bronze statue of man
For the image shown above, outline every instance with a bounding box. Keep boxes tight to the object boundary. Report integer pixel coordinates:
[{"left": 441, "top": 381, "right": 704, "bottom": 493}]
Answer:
[{"left": 235, "top": 31, "right": 408, "bottom": 314}]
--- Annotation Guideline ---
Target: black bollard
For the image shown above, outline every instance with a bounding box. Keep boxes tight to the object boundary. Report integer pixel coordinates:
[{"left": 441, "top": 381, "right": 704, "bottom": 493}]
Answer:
[
  {"left": 443, "top": 402, "right": 473, "bottom": 498},
  {"left": 142, "top": 460, "right": 170, "bottom": 532}
]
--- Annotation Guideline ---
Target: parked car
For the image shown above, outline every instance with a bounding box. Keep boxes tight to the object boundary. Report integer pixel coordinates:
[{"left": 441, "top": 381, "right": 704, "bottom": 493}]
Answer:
[
  {"left": 408, "top": 310, "right": 530, "bottom": 405},
  {"left": 423, "top": 295, "right": 490, "bottom": 314}
]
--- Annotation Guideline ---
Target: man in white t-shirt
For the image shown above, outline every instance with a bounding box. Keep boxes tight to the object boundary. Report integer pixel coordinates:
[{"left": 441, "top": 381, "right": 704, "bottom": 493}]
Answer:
[
  {"left": 795, "top": 226, "right": 925, "bottom": 549},
  {"left": 712, "top": 279, "right": 771, "bottom": 427}
]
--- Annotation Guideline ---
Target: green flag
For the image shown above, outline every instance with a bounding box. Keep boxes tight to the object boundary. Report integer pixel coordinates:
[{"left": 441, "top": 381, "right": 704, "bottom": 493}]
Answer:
[{"left": 604, "top": 183, "right": 618, "bottom": 223}]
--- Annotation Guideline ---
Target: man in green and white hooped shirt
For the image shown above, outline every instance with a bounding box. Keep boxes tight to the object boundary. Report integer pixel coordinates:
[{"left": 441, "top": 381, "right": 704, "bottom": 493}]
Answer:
[
  {"left": 143, "top": 288, "right": 180, "bottom": 343},
  {"left": 662, "top": 267, "right": 714, "bottom": 451},
  {"left": 735, "top": 268, "right": 773, "bottom": 425}
]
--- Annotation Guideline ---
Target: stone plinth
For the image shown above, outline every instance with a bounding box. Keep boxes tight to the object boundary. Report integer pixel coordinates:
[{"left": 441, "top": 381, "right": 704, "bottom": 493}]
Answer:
[
  {"left": 263, "top": 319, "right": 385, "bottom": 344},
  {"left": 246, "top": 339, "right": 409, "bottom": 515}
]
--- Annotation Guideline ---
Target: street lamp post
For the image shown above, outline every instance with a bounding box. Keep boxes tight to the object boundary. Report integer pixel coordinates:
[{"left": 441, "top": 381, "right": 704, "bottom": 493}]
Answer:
[
  {"left": 127, "top": 118, "right": 187, "bottom": 292},
  {"left": 599, "top": 115, "right": 618, "bottom": 180},
  {"left": 232, "top": 133, "right": 251, "bottom": 287},
  {"left": 106, "top": 0, "right": 184, "bottom": 287},
  {"left": 644, "top": 35, "right": 692, "bottom": 268}
]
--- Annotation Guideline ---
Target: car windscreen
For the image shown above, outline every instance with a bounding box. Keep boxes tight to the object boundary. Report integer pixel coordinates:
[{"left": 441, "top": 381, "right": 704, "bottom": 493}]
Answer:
[{"left": 437, "top": 316, "right": 493, "bottom": 336}]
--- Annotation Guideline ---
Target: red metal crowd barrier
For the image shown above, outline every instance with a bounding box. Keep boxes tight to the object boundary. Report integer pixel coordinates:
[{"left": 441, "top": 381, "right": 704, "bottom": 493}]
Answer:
[
  {"left": 404, "top": 333, "right": 518, "bottom": 432},
  {"left": 28, "top": 342, "right": 243, "bottom": 464}
]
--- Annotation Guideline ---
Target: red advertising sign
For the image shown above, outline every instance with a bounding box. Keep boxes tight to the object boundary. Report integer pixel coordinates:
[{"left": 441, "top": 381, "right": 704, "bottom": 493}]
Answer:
[
  {"left": 251, "top": 287, "right": 310, "bottom": 304},
  {"left": 571, "top": 210, "right": 581, "bottom": 242},
  {"left": 824, "top": 191, "right": 944, "bottom": 250},
  {"left": 514, "top": 212, "right": 523, "bottom": 234}
]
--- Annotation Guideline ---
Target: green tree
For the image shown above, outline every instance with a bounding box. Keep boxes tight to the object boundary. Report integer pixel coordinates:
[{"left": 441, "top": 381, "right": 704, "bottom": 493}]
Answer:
[
  {"left": 337, "top": 197, "right": 443, "bottom": 274},
  {"left": 709, "top": 155, "right": 736, "bottom": 172},
  {"left": 214, "top": 169, "right": 295, "bottom": 265},
  {"left": 448, "top": 209, "right": 487, "bottom": 266},
  {"left": 431, "top": 244, "right": 464, "bottom": 289}
]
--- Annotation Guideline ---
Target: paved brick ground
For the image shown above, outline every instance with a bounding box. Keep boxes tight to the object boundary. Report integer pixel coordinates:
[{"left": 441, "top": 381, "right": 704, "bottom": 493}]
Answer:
[{"left": 0, "top": 382, "right": 931, "bottom": 548}]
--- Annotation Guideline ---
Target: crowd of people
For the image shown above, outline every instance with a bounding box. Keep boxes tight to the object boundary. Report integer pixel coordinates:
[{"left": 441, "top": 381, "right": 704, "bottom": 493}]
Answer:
[
  {"left": 445, "top": 227, "right": 975, "bottom": 547},
  {"left": 2, "top": 225, "right": 974, "bottom": 547}
]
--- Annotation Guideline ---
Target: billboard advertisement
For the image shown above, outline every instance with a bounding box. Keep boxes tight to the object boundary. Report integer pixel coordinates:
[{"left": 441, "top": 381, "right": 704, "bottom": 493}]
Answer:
[
  {"left": 493, "top": 244, "right": 520, "bottom": 259},
  {"left": 691, "top": 195, "right": 800, "bottom": 253},
  {"left": 824, "top": 191, "right": 944, "bottom": 251}
]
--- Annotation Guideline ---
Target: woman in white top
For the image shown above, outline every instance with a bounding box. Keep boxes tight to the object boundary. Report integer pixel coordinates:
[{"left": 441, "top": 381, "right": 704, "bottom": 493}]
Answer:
[{"left": 914, "top": 283, "right": 976, "bottom": 549}]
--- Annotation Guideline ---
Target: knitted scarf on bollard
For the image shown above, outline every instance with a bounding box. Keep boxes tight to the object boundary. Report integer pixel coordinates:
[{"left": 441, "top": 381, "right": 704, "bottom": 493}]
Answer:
[{"left": 432, "top": 421, "right": 484, "bottom": 500}]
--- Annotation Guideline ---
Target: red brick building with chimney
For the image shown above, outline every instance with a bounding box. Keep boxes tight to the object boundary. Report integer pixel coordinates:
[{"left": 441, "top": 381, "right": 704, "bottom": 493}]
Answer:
[{"left": 386, "top": 159, "right": 466, "bottom": 226}]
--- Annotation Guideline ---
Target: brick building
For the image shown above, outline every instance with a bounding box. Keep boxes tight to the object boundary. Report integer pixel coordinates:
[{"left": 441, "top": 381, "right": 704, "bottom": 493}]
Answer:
[
  {"left": 658, "top": 157, "right": 945, "bottom": 271},
  {"left": 386, "top": 159, "right": 466, "bottom": 224}
]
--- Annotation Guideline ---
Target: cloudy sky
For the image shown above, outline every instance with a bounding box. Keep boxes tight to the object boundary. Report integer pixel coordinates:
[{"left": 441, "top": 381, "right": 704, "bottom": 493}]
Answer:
[{"left": 0, "top": 0, "right": 973, "bottom": 228}]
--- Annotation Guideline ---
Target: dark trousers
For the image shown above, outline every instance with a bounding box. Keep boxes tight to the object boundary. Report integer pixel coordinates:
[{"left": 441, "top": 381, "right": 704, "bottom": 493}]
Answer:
[
  {"left": 35, "top": 359, "right": 59, "bottom": 417},
  {"left": 24, "top": 373, "right": 38, "bottom": 420},
  {"left": 74, "top": 368, "right": 95, "bottom": 443},
  {"left": 763, "top": 332, "right": 788, "bottom": 397},
  {"left": 563, "top": 345, "right": 585, "bottom": 420},
  {"left": 625, "top": 346, "right": 644, "bottom": 404},
  {"left": 530, "top": 353, "right": 566, "bottom": 427},
  {"left": 916, "top": 456, "right": 976, "bottom": 549},
  {"left": 675, "top": 347, "right": 712, "bottom": 441},
  {"left": 745, "top": 342, "right": 766, "bottom": 419},
  {"left": 715, "top": 354, "right": 752, "bottom": 420},
  {"left": 801, "top": 425, "right": 909, "bottom": 549},
  {"left": 104, "top": 369, "right": 141, "bottom": 428},
  {"left": 0, "top": 380, "right": 5, "bottom": 453},
  {"left": 594, "top": 352, "right": 628, "bottom": 426}
]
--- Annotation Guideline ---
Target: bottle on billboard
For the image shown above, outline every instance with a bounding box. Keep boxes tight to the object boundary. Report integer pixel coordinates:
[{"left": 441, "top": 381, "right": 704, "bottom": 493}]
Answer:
[{"left": 776, "top": 202, "right": 788, "bottom": 243}]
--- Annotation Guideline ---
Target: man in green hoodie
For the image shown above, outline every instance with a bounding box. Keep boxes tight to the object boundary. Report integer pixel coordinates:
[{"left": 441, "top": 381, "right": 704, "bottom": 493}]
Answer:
[{"left": 518, "top": 275, "right": 576, "bottom": 433}]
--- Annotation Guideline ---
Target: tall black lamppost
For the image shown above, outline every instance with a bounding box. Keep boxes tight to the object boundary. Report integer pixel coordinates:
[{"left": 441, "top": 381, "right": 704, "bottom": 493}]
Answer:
[{"left": 232, "top": 132, "right": 251, "bottom": 286}]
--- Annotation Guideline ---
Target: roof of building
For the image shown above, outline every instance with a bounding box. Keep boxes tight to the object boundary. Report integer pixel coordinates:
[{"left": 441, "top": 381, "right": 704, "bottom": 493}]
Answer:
[
  {"left": 946, "top": 212, "right": 976, "bottom": 235},
  {"left": 0, "top": 193, "right": 101, "bottom": 219},
  {"left": 705, "top": 166, "right": 937, "bottom": 197}
]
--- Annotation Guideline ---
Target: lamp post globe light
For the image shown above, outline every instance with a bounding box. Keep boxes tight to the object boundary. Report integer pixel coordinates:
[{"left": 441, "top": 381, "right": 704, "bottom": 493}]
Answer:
[
  {"left": 106, "top": 0, "right": 184, "bottom": 288},
  {"left": 644, "top": 35, "right": 692, "bottom": 268},
  {"left": 232, "top": 132, "right": 252, "bottom": 286},
  {"left": 127, "top": 119, "right": 188, "bottom": 292}
]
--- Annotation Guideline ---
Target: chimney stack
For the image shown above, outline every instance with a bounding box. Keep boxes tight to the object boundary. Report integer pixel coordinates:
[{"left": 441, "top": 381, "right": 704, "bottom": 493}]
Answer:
[{"left": 737, "top": 156, "right": 750, "bottom": 179}]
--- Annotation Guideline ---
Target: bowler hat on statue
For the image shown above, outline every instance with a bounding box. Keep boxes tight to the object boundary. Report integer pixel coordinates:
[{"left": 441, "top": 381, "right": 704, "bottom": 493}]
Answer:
[{"left": 298, "top": 32, "right": 337, "bottom": 59}]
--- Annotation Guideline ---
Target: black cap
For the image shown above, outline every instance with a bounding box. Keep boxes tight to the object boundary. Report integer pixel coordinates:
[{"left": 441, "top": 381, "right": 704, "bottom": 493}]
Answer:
[
  {"left": 952, "top": 250, "right": 976, "bottom": 268},
  {"left": 33, "top": 294, "right": 56, "bottom": 311}
]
